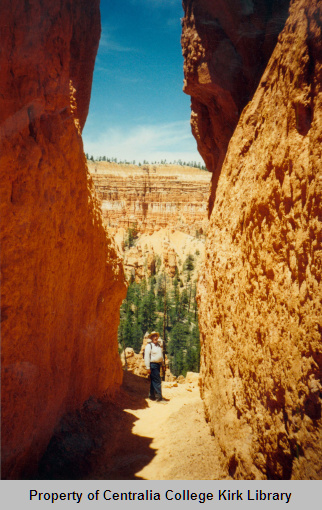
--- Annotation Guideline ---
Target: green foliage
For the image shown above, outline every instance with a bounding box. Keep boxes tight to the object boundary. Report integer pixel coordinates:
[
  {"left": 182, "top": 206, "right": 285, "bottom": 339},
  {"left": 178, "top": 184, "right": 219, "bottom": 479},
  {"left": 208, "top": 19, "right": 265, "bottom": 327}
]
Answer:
[
  {"left": 119, "top": 278, "right": 156, "bottom": 353},
  {"left": 124, "top": 223, "right": 138, "bottom": 248},
  {"left": 87, "top": 156, "right": 207, "bottom": 170},
  {"left": 118, "top": 270, "right": 201, "bottom": 377},
  {"left": 155, "top": 254, "right": 162, "bottom": 272},
  {"left": 140, "top": 289, "right": 156, "bottom": 333},
  {"left": 184, "top": 254, "right": 195, "bottom": 272}
]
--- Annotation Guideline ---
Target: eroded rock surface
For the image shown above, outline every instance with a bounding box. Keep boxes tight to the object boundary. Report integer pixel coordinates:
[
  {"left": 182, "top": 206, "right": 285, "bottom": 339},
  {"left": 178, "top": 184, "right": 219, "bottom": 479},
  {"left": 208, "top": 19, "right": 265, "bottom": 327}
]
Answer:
[
  {"left": 183, "top": 0, "right": 322, "bottom": 479},
  {"left": 1, "top": 0, "right": 126, "bottom": 478},
  {"left": 182, "top": 0, "right": 290, "bottom": 211},
  {"left": 88, "top": 161, "right": 211, "bottom": 236}
]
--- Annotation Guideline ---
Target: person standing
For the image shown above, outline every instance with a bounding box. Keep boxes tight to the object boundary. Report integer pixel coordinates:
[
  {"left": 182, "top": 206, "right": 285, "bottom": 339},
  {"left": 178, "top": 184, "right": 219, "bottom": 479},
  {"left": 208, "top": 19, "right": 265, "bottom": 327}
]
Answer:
[{"left": 144, "top": 331, "right": 166, "bottom": 403}]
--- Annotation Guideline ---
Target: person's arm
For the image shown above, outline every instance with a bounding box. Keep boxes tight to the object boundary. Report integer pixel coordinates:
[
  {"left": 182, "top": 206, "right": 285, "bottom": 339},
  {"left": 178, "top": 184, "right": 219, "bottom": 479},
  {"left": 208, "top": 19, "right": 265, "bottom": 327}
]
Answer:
[
  {"left": 144, "top": 343, "right": 151, "bottom": 373},
  {"left": 158, "top": 339, "right": 165, "bottom": 366}
]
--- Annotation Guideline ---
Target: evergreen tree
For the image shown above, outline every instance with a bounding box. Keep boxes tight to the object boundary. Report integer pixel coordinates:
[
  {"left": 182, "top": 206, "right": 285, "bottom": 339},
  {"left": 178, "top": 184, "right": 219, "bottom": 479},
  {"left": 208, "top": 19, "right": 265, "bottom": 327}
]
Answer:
[
  {"left": 118, "top": 256, "right": 201, "bottom": 375},
  {"left": 172, "top": 349, "right": 184, "bottom": 377},
  {"left": 125, "top": 223, "right": 138, "bottom": 248},
  {"left": 184, "top": 254, "right": 195, "bottom": 272},
  {"left": 139, "top": 287, "right": 156, "bottom": 334}
]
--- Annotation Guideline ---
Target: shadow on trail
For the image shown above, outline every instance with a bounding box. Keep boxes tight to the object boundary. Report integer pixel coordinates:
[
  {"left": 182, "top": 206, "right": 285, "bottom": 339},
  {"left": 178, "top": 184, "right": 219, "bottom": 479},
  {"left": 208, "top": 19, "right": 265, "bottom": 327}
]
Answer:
[{"left": 36, "top": 372, "right": 155, "bottom": 480}]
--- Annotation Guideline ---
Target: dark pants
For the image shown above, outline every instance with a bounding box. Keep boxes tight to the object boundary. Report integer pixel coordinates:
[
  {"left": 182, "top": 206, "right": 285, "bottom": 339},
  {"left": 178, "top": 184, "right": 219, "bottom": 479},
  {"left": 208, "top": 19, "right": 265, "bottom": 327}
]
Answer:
[{"left": 149, "top": 362, "right": 162, "bottom": 400}]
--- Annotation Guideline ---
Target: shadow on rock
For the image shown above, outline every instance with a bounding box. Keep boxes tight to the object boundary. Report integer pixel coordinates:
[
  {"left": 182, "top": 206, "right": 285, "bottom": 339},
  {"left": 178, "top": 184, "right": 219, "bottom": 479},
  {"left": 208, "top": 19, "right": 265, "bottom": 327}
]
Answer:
[{"left": 34, "top": 372, "right": 154, "bottom": 479}]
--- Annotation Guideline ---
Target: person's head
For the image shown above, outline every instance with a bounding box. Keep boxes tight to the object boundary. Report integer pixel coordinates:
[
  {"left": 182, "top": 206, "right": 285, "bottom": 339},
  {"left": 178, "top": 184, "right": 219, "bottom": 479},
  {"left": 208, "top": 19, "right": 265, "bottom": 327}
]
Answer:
[{"left": 149, "top": 331, "right": 160, "bottom": 344}]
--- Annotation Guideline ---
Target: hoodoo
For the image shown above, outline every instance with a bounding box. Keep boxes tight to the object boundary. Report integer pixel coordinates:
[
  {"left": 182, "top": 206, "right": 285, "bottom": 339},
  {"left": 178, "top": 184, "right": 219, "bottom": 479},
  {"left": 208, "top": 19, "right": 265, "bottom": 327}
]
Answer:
[
  {"left": 182, "top": 0, "right": 322, "bottom": 479},
  {"left": 88, "top": 161, "right": 211, "bottom": 237},
  {"left": 1, "top": 0, "right": 126, "bottom": 478}
]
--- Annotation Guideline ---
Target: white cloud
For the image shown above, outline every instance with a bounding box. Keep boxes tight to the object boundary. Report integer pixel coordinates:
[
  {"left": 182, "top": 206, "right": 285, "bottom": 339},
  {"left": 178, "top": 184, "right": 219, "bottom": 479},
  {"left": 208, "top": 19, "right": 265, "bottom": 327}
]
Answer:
[{"left": 83, "top": 121, "right": 204, "bottom": 164}]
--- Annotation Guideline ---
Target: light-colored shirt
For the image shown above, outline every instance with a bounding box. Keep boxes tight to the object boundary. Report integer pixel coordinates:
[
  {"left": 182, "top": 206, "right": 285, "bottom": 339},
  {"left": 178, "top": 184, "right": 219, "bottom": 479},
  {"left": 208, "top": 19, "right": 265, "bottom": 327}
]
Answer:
[{"left": 144, "top": 339, "right": 163, "bottom": 369}]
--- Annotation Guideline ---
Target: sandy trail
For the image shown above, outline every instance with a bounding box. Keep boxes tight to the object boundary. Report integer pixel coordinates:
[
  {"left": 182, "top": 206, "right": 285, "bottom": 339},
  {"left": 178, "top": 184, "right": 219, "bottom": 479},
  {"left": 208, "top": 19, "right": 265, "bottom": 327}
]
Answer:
[
  {"left": 117, "top": 375, "right": 221, "bottom": 480},
  {"left": 37, "top": 372, "right": 221, "bottom": 480}
]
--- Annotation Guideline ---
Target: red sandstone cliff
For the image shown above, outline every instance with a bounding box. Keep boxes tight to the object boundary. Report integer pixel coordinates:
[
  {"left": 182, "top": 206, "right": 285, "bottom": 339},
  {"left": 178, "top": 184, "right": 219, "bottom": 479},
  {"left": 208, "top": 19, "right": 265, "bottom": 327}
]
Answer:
[
  {"left": 1, "top": 0, "right": 126, "bottom": 478},
  {"left": 183, "top": 0, "right": 322, "bottom": 479}
]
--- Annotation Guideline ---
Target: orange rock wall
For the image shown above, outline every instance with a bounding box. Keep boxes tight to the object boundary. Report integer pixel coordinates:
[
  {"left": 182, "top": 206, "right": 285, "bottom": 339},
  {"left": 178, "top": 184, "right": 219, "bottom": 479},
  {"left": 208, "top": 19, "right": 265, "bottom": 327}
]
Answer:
[
  {"left": 1, "top": 0, "right": 126, "bottom": 478},
  {"left": 183, "top": 0, "right": 322, "bottom": 478},
  {"left": 182, "top": 0, "right": 290, "bottom": 211}
]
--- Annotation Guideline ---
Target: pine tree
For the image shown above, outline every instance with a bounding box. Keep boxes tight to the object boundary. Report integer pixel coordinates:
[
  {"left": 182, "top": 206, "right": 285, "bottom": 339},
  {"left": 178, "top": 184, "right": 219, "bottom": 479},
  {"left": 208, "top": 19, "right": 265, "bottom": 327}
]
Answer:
[{"left": 139, "top": 286, "right": 156, "bottom": 334}]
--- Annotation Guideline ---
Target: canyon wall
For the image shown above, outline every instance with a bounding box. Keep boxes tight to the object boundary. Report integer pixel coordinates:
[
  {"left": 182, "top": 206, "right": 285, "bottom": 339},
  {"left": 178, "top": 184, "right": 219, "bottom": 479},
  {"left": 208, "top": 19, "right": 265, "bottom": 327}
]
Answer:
[
  {"left": 183, "top": 0, "right": 322, "bottom": 479},
  {"left": 182, "top": 0, "right": 290, "bottom": 211},
  {"left": 88, "top": 161, "right": 211, "bottom": 236},
  {"left": 1, "top": 1, "right": 126, "bottom": 478}
]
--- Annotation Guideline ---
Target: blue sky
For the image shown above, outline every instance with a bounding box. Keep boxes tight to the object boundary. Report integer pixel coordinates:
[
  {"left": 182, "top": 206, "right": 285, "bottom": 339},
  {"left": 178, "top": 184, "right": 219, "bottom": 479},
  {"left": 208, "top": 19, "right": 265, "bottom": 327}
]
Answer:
[{"left": 82, "top": 0, "right": 204, "bottom": 164}]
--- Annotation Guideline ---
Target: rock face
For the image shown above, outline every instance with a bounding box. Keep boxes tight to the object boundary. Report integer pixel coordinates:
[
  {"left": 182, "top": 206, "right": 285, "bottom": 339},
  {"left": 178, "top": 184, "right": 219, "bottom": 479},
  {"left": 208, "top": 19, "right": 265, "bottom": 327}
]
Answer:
[
  {"left": 183, "top": 0, "right": 322, "bottom": 479},
  {"left": 182, "top": 0, "right": 290, "bottom": 210},
  {"left": 124, "top": 245, "right": 155, "bottom": 282},
  {"left": 88, "top": 161, "right": 211, "bottom": 236},
  {"left": 124, "top": 239, "right": 179, "bottom": 282},
  {"left": 1, "top": 0, "right": 126, "bottom": 478},
  {"left": 162, "top": 243, "right": 178, "bottom": 278},
  {"left": 122, "top": 228, "right": 206, "bottom": 286}
]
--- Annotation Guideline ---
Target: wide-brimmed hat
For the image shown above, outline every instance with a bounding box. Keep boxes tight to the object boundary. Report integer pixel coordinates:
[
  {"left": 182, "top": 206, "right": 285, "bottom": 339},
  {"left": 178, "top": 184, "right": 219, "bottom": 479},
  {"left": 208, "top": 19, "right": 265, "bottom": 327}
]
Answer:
[{"left": 148, "top": 331, "right": 160, "bottom": 339}]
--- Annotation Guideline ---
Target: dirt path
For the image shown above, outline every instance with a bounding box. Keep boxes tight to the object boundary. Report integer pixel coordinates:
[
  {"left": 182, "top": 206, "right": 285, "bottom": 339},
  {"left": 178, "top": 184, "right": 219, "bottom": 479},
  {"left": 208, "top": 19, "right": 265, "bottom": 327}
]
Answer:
[
  {"left": 37, "top": 372, "right": 222, "bottom": 480},
  {"left": 126, "top": 380, "right": 221, "bottom": 480}
]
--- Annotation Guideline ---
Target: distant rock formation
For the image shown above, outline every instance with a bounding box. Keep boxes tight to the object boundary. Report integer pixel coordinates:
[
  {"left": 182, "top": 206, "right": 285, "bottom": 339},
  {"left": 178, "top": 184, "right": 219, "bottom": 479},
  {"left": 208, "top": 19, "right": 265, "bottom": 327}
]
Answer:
[
  {"left": 1, "top": 0, "right": 126, "bottom": 478},
  {"left": 183, "top": 0, "right": 322, "bottom": 479},
  {"left": 123, "top": 239, "right": 180, "bottom": 283},
  {"left": 88, "top": 161, "right": 209, "bottom": 284},
  {"left": 162, "top": 242, "right": 178, "bottom": 278},
  {"left": 88, "top": 161, "right": 211, "bottom": 235},
  {"left": 124, "top": 245, "right": 148, "bottom": 282}
]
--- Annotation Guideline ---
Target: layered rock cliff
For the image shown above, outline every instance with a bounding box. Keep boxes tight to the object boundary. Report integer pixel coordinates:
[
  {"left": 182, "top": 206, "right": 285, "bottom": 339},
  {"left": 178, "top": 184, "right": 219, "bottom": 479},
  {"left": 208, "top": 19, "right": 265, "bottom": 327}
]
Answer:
[
  {"left": 88, "top": 161, "right": 211, "bottom": 236},
  {"left": 1, "top": 0, "right": 126, "bottom": 478},
  {"left": 87, "top": 162, "right": 209, "bottom": 284},
  {"left": 183, "top": 0, "right": 322, "bottom": 479}
]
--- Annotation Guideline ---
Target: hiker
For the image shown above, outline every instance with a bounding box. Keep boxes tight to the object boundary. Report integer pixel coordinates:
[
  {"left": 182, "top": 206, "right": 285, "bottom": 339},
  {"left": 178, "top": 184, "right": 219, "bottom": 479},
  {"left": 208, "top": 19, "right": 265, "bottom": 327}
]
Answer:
[{"left": 144, "top": 331, "right": 166, "bottom": 402}]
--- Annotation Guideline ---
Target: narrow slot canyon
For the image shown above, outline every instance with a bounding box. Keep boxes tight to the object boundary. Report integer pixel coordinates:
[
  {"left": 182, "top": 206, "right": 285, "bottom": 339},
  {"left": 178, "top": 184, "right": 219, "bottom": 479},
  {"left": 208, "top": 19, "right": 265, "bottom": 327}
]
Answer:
[{"left": 1, "top": 0, "right": 321, "bottom": 482}]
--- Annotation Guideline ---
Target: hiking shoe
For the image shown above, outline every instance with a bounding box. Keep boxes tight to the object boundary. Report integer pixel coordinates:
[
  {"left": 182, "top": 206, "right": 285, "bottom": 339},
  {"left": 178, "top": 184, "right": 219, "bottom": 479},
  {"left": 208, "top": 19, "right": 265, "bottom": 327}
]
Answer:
[{"left": 155, "top": 398, "right": 167, "bottom": 403}]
